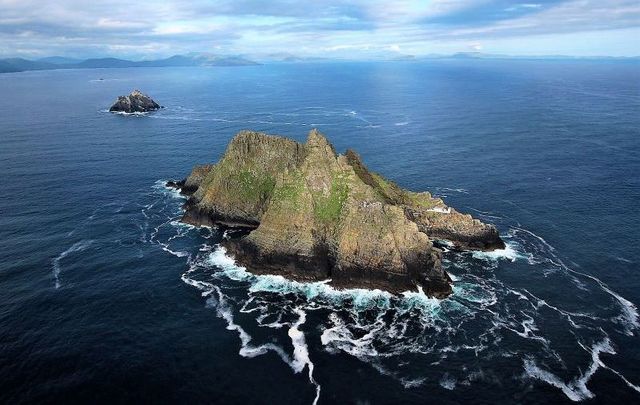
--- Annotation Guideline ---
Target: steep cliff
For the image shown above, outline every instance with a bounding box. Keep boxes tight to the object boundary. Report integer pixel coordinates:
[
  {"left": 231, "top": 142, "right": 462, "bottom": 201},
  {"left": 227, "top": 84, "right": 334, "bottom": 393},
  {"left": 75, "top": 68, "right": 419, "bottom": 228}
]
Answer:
[{"left": 170, "top": 129, "right": 505, "bottom": 297}]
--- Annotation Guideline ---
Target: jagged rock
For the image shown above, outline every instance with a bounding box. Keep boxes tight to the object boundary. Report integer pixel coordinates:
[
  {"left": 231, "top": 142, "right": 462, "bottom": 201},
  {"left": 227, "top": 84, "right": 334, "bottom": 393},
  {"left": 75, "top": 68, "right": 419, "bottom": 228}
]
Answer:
[
  {"left": 109, "top": 90, "right": 161, "bottom": 113},
  {"left": 344, "top": 149, "right": 504, "bottom": 250},
  {"left": 166, "top": 164, "right": 215, "bottom": 196},
  {"left": 404, "top": 207, "right": 505, "bottom": 251},
  {"left": 173, "top": 129, "right": 506, "bottom": 297}
]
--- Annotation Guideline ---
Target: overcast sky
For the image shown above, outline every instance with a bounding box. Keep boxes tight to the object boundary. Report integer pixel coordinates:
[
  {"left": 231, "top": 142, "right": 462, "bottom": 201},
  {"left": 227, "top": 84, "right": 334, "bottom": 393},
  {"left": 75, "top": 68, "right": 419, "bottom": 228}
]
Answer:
[{"left": 0, "top": 0, "right": 638, "bottom": 59}]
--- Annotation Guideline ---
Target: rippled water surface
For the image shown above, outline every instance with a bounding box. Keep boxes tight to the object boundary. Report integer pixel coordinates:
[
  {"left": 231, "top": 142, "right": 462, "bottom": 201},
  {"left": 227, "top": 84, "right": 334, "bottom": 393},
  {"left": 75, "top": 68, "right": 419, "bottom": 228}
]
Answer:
[{"left": 1, "top": 61, "right": 639, "bottom": 403}]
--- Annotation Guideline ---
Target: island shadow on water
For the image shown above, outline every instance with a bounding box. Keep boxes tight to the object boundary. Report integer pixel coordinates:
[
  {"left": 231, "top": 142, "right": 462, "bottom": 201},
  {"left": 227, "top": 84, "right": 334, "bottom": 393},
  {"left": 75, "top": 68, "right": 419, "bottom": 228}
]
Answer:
[{"left": 167, "top": 129, "right": 505, "bottom": 298}]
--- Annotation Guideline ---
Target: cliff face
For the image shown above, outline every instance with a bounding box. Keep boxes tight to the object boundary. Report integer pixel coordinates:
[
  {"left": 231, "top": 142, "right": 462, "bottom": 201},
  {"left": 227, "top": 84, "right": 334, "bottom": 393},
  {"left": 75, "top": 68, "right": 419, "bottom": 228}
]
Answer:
[
  {"left": 182, "top": 132, "right": 305, "bottom": 227},
  {"left": 172, "top": 129, "right": 505, "bottom": 297}
]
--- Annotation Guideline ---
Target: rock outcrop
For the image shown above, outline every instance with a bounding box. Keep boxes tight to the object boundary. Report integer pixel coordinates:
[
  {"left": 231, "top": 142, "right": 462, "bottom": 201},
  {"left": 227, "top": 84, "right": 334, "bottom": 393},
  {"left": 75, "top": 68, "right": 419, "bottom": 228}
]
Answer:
[
  {"left": 109, "top": 90, "right": 161, "bottom": 113},
  {"left": 170, "top": 129, "right": 505, "bottom": 297}
]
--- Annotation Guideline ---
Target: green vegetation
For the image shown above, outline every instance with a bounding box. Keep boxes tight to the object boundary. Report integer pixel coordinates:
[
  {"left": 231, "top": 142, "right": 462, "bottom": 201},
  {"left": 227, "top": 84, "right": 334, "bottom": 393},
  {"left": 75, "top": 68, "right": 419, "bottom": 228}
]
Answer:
[
  {"left": 370, "top": 173, "right": 439, "bottom": 209},
  {"left": 406, "top": 191, "right": 439, "bottom": 209},
  {"left": 271, "top": 170, "right": 306, "bottom": 210},
  {"left": 314, "top": 175, "right": 349, "bottom": 224},
  {"left": 370, "top": 173, "right": 406, "bottom": 203},
  {"left": 235, "top": 170, "right": 276, "bottom": 201}
]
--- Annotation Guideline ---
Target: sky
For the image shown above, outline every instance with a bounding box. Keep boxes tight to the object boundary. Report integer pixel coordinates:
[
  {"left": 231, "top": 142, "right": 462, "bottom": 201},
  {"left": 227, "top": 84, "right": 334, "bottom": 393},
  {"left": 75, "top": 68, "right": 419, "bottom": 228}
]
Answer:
[{"left": 0, "top": 0, "right": 639, "bottom": 59}]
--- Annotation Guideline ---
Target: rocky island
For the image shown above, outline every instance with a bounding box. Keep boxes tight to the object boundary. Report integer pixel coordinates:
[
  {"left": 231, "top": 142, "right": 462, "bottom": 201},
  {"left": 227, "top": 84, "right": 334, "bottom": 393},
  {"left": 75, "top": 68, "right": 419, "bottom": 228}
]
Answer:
[
  {"left": 109, "top": 90, "right": 161, "bottom": 113},
  {"left": 169, "top": 129, "right": 504, "bottom": 297}
]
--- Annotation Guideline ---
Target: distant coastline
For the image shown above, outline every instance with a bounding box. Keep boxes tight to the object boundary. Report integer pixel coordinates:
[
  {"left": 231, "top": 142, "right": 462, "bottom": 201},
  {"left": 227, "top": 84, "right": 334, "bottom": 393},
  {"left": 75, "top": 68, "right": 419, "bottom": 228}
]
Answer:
[
  {"left": 1, "top": 52, "right": 638, "bottom": 74},
  {"left": 0, "top": 53, "right": 259, "bottom": 74}
]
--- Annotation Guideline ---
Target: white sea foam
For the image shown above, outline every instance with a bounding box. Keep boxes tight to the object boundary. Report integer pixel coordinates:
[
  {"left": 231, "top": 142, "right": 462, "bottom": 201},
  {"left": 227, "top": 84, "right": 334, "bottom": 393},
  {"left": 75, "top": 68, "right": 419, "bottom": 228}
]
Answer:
[
  {"left": 437, "top": 239, "right": 455, "bottom": 248},
  {"left": 107, "top": 109, "right": 153, "bottom": 117},
  {"left": 288, "top": 308, "right": 321, "bottom": 405},
  {"left": 467, "top": 207, "right": 503, "bottom": 220},
  {"left": 523, "top": 338, "right": 615, "bottom": 402},
  {"left": 597, "top": 281, "right": 639, "bottom": 335},
  {"left": 207, "top": 246, "right": 396, "bottom": 309},
  {"left": 513, "top": 226, "right": 639, "bottom": 335},
  {"left": 180, "top": 271, "right": 214, "bottom": 294},
  {"left": 159, "top": 243, "right": 189, "bottom": 258},
  {"left": 52, "top": 239, "right": 93, "bottom": 288},
  {"left": 436, "top": 187, "right": 469, "bottom": 194},
  {"left": 601, "top": 364, "right": 640, "bottom": 394},
  {"left": 155, "top": 186, "right": 639, "bottom": 402},
  {"left": 400, "top": 287, "right": 444, "bottom": 314},
  {"left": 439, "top": 373, "right": 457, "bottom": 390},
  {"left": 471, "top": 242, "right": 521, "bottom": 262},
  {"left": 153, "top": 179, "right": 187, "bottom": 200},
  {"left": 208, "top": 286, "right": 287, "bottom": 360},
  {"left": 320, "top": 313, "right": 381, "bottom": 357},
  {"left": 197, "top": 282, "right": 322, "bottom": 403},
  {"left": 108, "top": 110, "right": 150, "bottom": 117}
]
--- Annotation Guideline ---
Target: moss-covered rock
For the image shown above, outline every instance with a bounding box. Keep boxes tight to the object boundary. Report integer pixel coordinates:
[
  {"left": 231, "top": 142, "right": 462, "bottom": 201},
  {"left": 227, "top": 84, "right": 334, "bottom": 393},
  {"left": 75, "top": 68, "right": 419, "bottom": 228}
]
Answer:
[
  {"left": 182, "top": 130, "right": 305, "bottom": 227},
  {"left": 174, "top": 129, "right": 505, "bottom": 297}
]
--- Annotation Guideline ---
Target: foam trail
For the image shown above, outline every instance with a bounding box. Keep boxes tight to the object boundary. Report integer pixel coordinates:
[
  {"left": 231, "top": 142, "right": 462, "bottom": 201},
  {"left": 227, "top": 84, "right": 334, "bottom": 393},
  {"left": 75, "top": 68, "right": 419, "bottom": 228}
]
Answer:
[
  {"left": 160, "top": 244, "right": 189, "bottom": 258},
  {"left": 180, "top": 272, "right": 214, "bottom": 294},
  {"left": 52, "top": 240, "right": 93, "bottom": 288},
  {"left": 289, "top": 308, "right": 321, "bottom": 405},
  {"left": 209, "top": 286, "right": 292, "bottom": 363},
  {"left": 590, "top": 280, "right": 639, "bottom": 335},
  {"left": 523, "top": 338, "right": 615, "bottom": 402},
  {"left": 514, "top": 226, "right": 639, "bottom": 335},
  {"left": 602, "top": 365, "right": 640, "bottom": 393},
  {"left": 206, "top": 285, "right": 322, "bottom": 404}
]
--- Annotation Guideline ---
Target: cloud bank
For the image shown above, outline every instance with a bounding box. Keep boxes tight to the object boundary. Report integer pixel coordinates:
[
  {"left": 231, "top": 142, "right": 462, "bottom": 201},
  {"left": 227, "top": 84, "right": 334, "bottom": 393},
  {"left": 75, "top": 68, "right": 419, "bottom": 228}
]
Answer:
[{"left": 0, "top": 0, "right": 638, "bottom": 58}]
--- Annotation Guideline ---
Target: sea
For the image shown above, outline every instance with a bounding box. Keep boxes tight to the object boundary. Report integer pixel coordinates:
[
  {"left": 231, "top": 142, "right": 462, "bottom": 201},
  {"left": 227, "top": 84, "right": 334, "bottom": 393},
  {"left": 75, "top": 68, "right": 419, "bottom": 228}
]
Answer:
[{"left": 0, "top": 60, "right": 639, "bottom": 404}]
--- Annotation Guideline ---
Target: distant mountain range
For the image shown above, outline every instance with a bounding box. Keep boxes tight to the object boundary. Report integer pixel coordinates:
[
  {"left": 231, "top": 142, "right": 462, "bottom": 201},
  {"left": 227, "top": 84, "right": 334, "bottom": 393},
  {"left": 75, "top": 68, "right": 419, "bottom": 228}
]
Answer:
[
  {"left": 418, "top": 52, "right": 640, "bottom": 61},
  {"left": 1, "top": 52, "right": 637, "bottom": 73},
  {"left": 0, "top": 53, "right": 259, "bottom": 73}
]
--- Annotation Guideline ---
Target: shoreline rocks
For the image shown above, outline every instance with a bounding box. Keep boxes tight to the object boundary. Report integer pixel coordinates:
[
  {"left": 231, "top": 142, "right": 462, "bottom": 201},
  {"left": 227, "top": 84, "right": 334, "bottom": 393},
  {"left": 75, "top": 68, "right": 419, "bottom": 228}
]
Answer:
[
  {"left": 169, "top": 129, "right": 506, "bottom": 298},
  {"left": 109, "top": 90, "right": 161, "bottom": 113}
]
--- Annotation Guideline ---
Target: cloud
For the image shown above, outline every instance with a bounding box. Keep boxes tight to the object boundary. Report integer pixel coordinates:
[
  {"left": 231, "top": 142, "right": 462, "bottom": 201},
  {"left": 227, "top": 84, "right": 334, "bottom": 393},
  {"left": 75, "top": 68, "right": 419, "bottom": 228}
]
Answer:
[
  {"left": 0, "top": 0, "right": 637, "bottom": 58},
  {"left": 434, "top": 0, "right": 640, "bottom": 38}
]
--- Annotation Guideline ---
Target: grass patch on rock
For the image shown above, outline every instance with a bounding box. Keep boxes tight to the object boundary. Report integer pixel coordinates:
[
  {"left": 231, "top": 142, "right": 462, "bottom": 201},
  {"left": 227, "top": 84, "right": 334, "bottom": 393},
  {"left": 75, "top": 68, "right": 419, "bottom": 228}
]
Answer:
[{"left": 314, "top": 175, "right": 349, "bottom": 224}]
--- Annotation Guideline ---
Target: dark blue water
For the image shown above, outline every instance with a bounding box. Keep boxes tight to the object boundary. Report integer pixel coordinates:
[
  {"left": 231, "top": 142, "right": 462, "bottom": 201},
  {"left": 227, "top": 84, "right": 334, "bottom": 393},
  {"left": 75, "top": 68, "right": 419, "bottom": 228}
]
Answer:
[{"left": 1, "top": 60, "right": 639, "bottom": 404}]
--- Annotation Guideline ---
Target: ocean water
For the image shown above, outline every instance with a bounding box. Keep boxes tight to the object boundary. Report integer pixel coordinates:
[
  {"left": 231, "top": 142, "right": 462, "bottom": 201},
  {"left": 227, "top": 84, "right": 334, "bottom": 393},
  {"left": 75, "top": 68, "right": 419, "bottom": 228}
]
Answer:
[{"left": 0, "top": 60, "right": 639, "bottom": 404}]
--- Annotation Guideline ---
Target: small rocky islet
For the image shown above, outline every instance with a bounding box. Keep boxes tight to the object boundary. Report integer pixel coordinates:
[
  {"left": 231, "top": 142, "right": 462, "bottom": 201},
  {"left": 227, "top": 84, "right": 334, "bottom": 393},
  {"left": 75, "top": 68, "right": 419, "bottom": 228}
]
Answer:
[
  {"left": 168, "top": 129, "right": 505, "bottom": 298},
  {"left": 109, "top": 89, "right": 161, "bottom": 113}
]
